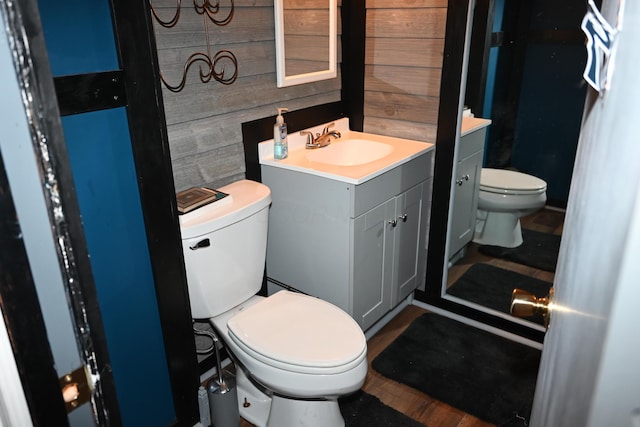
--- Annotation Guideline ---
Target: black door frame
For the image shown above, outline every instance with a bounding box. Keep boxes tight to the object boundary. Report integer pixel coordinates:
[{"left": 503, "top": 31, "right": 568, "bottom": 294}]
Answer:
[{"left": 2, "top": 0, "right": 202, "bottom": 425}]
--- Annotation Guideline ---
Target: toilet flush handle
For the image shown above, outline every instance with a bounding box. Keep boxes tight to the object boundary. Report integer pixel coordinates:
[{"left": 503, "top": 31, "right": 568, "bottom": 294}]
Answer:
[{"left": 189, "top": 238, "right": 210, "bottom": 250}]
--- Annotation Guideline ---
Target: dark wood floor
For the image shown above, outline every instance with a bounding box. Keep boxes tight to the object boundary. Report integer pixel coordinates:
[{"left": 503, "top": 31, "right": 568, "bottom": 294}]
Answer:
[
  {"left": 447, "top": 207, "right": 564, "bottom": 291},
  {"left": 239, "top": 208, "right": 564, "bottom": 427}
]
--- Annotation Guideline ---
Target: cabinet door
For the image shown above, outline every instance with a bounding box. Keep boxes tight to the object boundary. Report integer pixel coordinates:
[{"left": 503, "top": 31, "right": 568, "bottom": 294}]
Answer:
[
  {"left": 352, "top": 198, "right": 395, "bottom": 330},
  {"left": 393, "top": 183, "right": 424, "bottom": 305},
  {"left": 448, "top": 150, "right": 483, "bottom": 257}
]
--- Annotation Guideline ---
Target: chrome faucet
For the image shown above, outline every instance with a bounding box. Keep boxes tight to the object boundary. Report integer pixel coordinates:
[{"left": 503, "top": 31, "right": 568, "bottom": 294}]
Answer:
[{"left": 301, "top": 123, "right": 342, "bottom": 149}]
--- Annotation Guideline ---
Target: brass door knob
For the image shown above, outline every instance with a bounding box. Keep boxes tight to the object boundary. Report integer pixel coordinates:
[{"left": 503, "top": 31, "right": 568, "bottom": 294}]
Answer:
[{"left": 510, "top": 287, "right": 554, "bottom": 328}]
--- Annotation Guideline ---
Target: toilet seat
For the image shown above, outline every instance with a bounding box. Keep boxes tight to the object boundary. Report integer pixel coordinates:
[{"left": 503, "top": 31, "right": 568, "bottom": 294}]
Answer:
[
  {"left": 227, "top": 291, "right": 367, "bottom": 375},
  {"left": 479, "top": 168, "right": 547, "bottom": 195}
]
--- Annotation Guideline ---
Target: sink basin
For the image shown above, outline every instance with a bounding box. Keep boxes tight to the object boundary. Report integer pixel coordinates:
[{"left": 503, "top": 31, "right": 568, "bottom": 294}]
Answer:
[
  {"left": 258, "top": 118, "right": 435, "bottom": 184},
  {"left": 305, "top": 139, "right": 393, "bottom": 166}
]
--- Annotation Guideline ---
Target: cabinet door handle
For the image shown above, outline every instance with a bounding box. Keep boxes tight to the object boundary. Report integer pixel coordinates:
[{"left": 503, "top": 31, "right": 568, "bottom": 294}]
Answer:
[
  {"left": 456, "top": 174, "right": 470, "bottom": 186},
  {"left": 388, "top": 219, "right": 397, "bottom": 227},
  {"left": 399, "top": 213, "right": 408, "bottom": 222}
]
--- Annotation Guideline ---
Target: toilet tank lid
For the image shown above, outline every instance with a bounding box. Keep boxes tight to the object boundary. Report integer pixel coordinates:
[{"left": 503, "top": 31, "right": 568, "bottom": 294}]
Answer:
[
  {"left": 480, "top": 168, "right": 547, "bottom": 192},
  {"left": 179, "top": 180, "right": 271, "bottom": 239}
]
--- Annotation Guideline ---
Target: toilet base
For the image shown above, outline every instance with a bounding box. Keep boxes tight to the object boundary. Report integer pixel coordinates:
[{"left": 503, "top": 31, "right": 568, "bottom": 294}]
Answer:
[
  {"left": 473, "top": 209, "right": 523, "bottom": 248},
  {"left": 236, "top": 369, "right": 271, "bottom": 426},
  {"left": 268, "top": 395, "right": 344, "bottom": 427},
  {"left": 236, "top": 369, "right": 345, "bottom": 427}
]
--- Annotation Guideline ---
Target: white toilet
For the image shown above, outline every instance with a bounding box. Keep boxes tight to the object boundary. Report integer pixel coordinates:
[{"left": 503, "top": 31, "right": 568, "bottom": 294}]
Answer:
[
  {"left": 473, "top": 168, "right": 547, "bottom": 248},
  {"left": 179, "top": 179, "right": 367, "bottom": 427}
]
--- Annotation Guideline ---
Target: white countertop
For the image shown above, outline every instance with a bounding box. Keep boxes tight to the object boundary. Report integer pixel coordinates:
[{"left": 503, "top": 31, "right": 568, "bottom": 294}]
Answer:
[
  {"left": 461, "top": 116, "right": 491, "bottom": 136},
  {"left": 259, "top": 118, "right": 435, "bottom": 185}
]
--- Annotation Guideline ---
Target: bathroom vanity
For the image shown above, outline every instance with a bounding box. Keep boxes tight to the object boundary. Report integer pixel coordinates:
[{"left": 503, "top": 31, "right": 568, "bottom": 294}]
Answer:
[
  {"left": 447, "top": 117, "right": 491, "bottom": 261},
  {"left": 259, "top": 119, "right": 434, "bottom": 331}
]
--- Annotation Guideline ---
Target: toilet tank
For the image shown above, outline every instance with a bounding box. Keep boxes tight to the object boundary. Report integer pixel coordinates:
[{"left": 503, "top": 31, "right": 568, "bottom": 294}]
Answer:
[{"left": 180, "top": 180, "right": 271, "bottom": 318}]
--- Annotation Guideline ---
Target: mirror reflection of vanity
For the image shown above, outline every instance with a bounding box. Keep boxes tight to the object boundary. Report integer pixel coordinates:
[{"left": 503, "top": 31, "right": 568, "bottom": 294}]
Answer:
[
  {"left": 447, "top": 116, "right": 490, "bottom": 263},
  {"left": 274, "top": 0, "right": 337, "bottom": 87}
]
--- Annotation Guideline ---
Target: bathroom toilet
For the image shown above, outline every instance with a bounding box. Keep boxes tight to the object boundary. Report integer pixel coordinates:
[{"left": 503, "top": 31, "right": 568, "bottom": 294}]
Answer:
[
  {"left": 180, "top": 179, "right": 367, "bottom": 427},
  {"left": 473, "top": 168, "right": 547, "bottom": 248}
]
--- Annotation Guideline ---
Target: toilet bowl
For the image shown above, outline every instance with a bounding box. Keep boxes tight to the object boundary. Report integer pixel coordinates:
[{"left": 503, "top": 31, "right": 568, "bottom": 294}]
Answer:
[
  {"left": 473, "top": 168, "right": 547, "bottom": 248},
  {"left": 180, "top": 179, "right": 367, "bottom": 427},
  {"left": 211, "top": 291, "right": 367, "bottom": 426}
]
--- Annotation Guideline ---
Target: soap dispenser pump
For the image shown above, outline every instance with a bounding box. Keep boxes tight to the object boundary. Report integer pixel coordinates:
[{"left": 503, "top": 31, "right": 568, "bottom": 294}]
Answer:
[{"left": 274, "top": 107, "right": 289, "bottom": 160}]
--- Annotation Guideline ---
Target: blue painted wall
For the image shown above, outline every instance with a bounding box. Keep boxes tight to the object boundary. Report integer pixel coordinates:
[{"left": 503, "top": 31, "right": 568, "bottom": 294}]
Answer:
[
  {"left": 37, "top": 1, "right": 175, "bottom": 425},
  {"left": 481, "top": 0, "right": 504, "bottom": 118},
  {"left": 481, "top": 0, "right": 587, "bottom": 204},
  {"left": 511, "top": 43, "right": 585, "bottom": 203},
  {"left": 510, "top": 0, "right": 586, "bottom": 203}
]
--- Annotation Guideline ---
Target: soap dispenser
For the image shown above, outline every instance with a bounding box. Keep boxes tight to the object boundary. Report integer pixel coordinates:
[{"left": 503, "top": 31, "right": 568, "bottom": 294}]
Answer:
[{"left": 274, "top": 107, "right": 289, "bottom": 160}]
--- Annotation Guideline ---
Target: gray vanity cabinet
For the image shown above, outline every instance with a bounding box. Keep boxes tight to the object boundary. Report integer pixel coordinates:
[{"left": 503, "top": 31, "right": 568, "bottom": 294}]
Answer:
[
  {"left": 393, "top": 184, "right": 427, "bottom": 304},
  {"left": 353, "top": 181, "right": 428, "bottom": 330},
  {"left": 352, "top": 197, "right": 395, "bottom": 330},
  {"left": 262, "top": 150, "right": 433, "bottom": 331},
  {"left": 448, "top": 125, "right": 486, "bottom": 259}
]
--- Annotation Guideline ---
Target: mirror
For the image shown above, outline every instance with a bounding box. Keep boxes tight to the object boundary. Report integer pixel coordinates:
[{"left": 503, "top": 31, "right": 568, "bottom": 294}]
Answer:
[
  {"left": 274, "top": 0, "right": 337, "bottom": 87},
  {"left": 434, "top": 0, "right": 586, "bottom": 334}
]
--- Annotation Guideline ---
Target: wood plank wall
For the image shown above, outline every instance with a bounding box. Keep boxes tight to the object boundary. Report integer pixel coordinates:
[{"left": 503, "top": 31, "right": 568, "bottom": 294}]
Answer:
[
  {"left": 151, "top": 0, "right": 341, "bottom": 191},
  {"left": 152, "top": 0, "right": 445, "bottom": 190},
  {"left": 363, "top": 0, "right": 447, "bottom": 143},
  {"left": 283, "top": 0, "right": 334, "bottom": 75}
]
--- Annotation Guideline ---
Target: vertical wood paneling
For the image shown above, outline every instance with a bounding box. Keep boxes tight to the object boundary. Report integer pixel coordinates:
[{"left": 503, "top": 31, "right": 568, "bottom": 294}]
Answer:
[
  {"left": 152, "top": 0, "right": 341, "bottom": 191},
  {"left": 364, "top": 0, "right": 446, "bottom": 142}
]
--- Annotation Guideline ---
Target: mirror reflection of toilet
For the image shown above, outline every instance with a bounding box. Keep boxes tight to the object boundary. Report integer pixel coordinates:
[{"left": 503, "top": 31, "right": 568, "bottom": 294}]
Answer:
[
  {"left": 180, "top": 179, "right": 367, "bottom": 427},
  {"left": 473, "top": 168, "right": 547, "bottom": 248}
]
